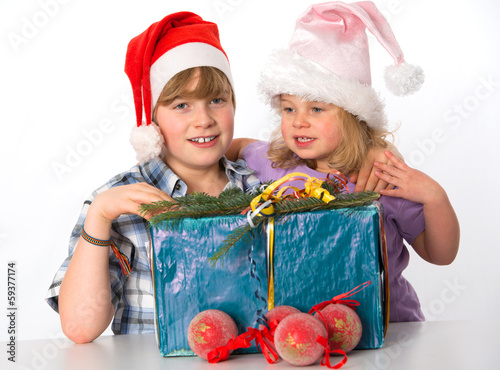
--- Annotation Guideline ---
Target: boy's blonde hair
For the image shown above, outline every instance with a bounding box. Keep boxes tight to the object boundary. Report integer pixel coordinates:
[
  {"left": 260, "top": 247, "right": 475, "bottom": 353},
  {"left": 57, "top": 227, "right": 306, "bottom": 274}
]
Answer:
[
  {"left": 268, "top": 104, "right": 390, "bottom": 175},
  {"left": 153, "top": 66, "right": 235, "bottom": 122}
]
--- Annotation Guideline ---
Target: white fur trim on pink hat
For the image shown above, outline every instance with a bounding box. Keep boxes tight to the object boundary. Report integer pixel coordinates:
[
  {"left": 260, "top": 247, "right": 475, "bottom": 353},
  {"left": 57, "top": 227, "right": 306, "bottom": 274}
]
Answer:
[{"left": 258, "top": 49, "right": 387, "bottom": 130}]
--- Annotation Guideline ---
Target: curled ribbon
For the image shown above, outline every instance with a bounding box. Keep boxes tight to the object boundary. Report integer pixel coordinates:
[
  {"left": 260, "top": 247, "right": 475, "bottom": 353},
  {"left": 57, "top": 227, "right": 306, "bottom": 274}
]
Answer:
[
  {"left": 323, "top": 171, "right": 349, "bottom": 195},
  {"left": 248, "top": 172, "right": 337, "bottom": 222},
  {"left": 247, "top": 239, "right": 268, "bottom": 330}
]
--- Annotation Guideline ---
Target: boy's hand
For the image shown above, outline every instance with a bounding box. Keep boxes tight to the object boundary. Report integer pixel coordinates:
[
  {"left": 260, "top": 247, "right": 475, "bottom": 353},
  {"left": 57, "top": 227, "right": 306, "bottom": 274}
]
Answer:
[
  {"left": 373, "top": 151, "right": 445, "bottom": 205},
  {"left": 90, "top": 183, "right": 171, "bottom": 223}
]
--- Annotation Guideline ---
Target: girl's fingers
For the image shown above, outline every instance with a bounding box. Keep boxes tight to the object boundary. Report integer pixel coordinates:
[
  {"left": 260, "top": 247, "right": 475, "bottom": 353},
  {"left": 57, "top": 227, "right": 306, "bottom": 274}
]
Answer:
[
  {"left": 373, "top": 161, "right": 399, "bottom": 178},
  {"left": 379, "top": 187, "right": 401, "bottom": 198},
  {"left": 374, "top": 169, "right": 399, "bottom": 188},
  {"left": 383, "top": 150, "right": 409, "bottom": 170}
]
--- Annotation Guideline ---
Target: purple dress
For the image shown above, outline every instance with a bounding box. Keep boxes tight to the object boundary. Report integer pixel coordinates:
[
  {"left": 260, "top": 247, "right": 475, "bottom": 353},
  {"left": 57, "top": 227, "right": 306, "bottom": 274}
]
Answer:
[{"left": 242, "top": 141, "right": 425, "bottom": 322}]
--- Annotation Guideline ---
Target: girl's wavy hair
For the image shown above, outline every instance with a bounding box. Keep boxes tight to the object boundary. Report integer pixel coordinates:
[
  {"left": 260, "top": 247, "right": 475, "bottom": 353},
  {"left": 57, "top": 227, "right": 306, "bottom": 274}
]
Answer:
[{"left": 267, "top": 103, "right": 392, "bottom": 175}]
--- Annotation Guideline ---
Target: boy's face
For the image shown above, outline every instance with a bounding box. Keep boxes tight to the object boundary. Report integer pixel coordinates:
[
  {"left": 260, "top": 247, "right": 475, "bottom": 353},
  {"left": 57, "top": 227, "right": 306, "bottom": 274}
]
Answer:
[
  {"left": 280, "top": 95, "right": 342, "bottom": 172},
  {"left": 155, "top": 72, "right": 235, "bottom": 175}
]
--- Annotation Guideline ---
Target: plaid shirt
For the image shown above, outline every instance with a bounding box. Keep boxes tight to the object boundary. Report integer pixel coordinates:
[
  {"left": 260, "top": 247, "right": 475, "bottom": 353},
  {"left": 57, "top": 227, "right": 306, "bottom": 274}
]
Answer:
[{"left": 46, "top": 156, "right": 260, "bottom": 334}]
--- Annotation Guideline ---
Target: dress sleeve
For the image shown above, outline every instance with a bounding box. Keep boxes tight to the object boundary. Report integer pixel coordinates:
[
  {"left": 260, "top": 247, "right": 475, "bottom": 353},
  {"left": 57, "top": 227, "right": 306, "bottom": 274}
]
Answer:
[
  {"left": 394, "top": 198, "right": 426, "bottom": 245},
  {"left": 241, "top": 141, "right": 271, "bottom": 180}
]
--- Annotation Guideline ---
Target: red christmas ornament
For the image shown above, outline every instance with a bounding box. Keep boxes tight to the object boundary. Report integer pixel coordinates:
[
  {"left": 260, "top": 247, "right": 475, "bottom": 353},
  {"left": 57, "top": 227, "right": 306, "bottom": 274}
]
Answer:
[
  {"left": 187, "top": 309, "right": 238, "bottom": 360},
  {"left": 274, "top": 312, "right": 327, "bottom": 366},
  {"left": 314, "top": 303, "right": 362, "bottom": 353},
  {"left": 259, "top": 305, "right": 301, "bottom": 330}
]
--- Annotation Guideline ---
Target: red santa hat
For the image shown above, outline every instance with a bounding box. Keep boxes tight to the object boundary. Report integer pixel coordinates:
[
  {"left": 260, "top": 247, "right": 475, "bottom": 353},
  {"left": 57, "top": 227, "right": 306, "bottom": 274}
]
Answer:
[
  {"left": 258, "top": 1, "right": 424, "bottom": 130},
  {"left": 125, "top": 12, "right": 234, "bottom": 163}
]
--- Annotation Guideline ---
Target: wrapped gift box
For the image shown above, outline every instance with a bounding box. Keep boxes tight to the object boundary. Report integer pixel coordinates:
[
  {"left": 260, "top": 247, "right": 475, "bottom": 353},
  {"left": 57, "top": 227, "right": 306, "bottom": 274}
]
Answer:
[{"left": 150, "top": 202, "right": 388, "bottom": 357}]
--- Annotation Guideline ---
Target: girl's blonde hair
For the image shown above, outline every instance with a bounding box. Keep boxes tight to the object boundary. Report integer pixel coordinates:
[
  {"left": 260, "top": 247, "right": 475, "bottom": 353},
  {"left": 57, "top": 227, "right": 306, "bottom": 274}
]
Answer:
[
  {"left": 267, "top": 104, "right": 391, "bottom": 175},
  {"left": 153, "top": 66, "right": 235, "bottom": 122}
]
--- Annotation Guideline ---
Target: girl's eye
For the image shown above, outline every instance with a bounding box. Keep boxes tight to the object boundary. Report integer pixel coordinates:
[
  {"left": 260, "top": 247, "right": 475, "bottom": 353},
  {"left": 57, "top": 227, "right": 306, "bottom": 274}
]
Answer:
[
  {"left": 312, "top": 107, "right": 323, "bottom": 113},
  {"left": 283, "top": 107, "right": 294, "bottom": 113}
]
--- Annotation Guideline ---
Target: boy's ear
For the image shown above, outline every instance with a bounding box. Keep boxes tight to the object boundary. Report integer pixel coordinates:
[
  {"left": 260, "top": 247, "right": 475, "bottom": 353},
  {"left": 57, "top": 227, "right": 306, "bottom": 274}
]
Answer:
[{"left": 130, "top": 123, "right": 165, "bottom": 163}]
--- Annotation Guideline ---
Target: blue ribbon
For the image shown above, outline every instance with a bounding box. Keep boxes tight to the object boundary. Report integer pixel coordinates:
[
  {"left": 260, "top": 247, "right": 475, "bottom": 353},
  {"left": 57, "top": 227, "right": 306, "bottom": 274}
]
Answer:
[{"left": 247, "top": 241, "right": 268, "bottom": 329}]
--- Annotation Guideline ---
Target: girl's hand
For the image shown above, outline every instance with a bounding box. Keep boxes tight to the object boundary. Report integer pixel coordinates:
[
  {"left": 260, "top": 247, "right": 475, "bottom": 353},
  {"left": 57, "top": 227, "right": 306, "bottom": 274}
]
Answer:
[
  {"left": 350, "top": 144, "right": 402, "bottom": 192},
  {"left": 90, "top": 183, "right": 172, "bottom": 223},
  {"left": 373, "top": 151, "right": 445, "bottom": 205}
]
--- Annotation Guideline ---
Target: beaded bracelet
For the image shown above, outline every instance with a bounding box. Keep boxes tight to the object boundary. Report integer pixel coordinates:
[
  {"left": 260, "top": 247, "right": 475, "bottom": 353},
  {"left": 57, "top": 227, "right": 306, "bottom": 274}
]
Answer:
[{"left": 81, "top": 227, "right": 132, "bottom": 277}]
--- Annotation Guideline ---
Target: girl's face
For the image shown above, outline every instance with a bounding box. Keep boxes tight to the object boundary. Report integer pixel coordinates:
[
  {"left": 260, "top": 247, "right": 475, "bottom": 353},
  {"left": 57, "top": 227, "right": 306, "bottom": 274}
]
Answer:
[
  {"left": 155, "top": 71, "right": 235, "bottom": 175},
  {"left": 280, "top": 95, "right": 342, "bottom": 171}
]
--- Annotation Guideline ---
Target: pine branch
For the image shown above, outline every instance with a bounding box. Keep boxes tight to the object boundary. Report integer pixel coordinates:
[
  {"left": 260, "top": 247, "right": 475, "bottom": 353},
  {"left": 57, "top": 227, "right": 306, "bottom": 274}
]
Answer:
[
  {"left": 143, "top": 181, "right": 380, "bottom": 267},
  {"left": 142, "top": 188, "right": 258, "bottom": 227},
  {"left": 207, "top": 222, "right": 261, "bottom": 268}
]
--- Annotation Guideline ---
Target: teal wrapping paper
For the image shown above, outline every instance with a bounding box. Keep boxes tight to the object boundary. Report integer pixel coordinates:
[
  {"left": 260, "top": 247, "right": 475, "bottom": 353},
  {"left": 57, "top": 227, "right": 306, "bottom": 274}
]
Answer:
[{"left": 150, "top": 202, "right": 387, "bottom": 357}]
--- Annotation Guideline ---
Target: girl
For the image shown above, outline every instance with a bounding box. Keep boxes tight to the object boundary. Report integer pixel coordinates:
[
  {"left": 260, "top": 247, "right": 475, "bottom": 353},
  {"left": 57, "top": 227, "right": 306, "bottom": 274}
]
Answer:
[
  {"left": 235, "top": 2, "right": 460, "bottom": 321},
  {"left": 46, "top": 12, "right": 260, "bottom": 343}
]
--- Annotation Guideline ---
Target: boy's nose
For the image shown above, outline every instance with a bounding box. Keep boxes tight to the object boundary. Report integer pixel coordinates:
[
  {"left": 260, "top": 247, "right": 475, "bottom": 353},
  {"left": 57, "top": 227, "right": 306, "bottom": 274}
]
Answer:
[{"left": 195, "top": 106, "right": 215, "bottom": 128}]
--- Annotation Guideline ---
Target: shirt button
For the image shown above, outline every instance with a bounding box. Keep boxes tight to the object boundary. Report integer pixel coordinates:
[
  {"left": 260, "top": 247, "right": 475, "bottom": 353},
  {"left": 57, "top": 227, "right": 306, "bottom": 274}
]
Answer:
[{"left": 174, "top": 183, "right": 181, "bottom": 191}]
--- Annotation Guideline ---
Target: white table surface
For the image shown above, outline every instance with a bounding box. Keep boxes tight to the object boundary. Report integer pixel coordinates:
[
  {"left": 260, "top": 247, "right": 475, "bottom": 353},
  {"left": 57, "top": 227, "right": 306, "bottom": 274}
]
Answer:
[{"left": 3, "top": 320, "right": 499, "bottom": 369}]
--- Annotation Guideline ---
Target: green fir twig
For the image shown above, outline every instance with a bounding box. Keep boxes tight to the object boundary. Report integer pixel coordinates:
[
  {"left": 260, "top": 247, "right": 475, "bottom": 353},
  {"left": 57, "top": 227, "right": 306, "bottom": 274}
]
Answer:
[{"left": 142, "top": 181, "right": 380, "bottom": 267}]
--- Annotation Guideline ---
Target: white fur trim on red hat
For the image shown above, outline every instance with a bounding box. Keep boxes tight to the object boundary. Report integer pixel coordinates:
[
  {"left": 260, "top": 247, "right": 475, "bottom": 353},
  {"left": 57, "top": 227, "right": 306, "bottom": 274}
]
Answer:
[
  {"left": 129, "top": 123, "right": 164, "bottom": 163},
  {"left": 258, "top": 49, "right": 387, "bottom": 130},
  {"left": 150, "top": 42, "right": 234, "bottom": 110}
]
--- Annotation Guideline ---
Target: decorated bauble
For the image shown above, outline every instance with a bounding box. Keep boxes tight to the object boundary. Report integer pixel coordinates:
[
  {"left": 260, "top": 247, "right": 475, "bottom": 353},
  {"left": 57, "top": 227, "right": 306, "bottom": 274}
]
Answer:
[
  {"left": 187, "top": 309, "right": 238, "bottom": 360},
  {"left": 314, "top": 304, "right": 362, "bottom": 353},
  {"left": 259, "top": 305, "right": 301, "bottom": 330},
  {"left": 274, "top": 313, "right": 327, "bottom": 366}
]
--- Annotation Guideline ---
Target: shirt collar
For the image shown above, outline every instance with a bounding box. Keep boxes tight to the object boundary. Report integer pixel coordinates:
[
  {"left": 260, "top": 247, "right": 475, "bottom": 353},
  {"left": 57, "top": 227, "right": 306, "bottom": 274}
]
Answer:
[{"left": 140, "top": 156, "right": 256, "bottom": 197}]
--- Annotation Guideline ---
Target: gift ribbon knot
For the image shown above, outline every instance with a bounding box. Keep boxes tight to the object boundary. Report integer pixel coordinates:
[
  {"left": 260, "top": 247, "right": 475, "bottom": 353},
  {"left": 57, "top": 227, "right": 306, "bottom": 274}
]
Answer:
[
  {"left": 247, "top": 172, "right": 338, "bottom": 222},
  {"left": 309, "top": 281, "right": 371, "bottom": 314}
]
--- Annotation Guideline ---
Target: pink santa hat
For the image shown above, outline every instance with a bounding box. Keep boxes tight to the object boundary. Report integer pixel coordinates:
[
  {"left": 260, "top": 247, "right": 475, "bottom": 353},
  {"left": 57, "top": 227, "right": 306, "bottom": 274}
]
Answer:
[
  {"left": 258, "top": 1, "right": 424, "bottom": 130},
  {"left": 125, "top": 12, "right": 234, "bottom": 163}
]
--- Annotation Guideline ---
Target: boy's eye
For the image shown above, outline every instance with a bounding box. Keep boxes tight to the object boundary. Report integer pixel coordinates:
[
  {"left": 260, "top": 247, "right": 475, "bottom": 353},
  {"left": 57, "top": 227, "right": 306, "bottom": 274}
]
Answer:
[
  {"left": 174, "top": 103, "right": 188, "bottom": 110},
  {"left": 210, "top": 98, "right": 224, "bottom": 104}
]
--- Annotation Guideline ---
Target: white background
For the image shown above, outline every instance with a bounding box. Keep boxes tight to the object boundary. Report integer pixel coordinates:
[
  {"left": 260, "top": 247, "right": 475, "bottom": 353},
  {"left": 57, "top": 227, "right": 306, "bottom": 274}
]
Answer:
[{"left": 1, "top": 0, "right": 499, "bottom": 342}]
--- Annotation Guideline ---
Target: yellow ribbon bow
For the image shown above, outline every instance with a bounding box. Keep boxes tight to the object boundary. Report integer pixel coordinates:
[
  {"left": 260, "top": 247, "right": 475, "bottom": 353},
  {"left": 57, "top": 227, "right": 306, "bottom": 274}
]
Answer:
[{"left": 249, "top": 172, "right": 336, "bottom": 219}]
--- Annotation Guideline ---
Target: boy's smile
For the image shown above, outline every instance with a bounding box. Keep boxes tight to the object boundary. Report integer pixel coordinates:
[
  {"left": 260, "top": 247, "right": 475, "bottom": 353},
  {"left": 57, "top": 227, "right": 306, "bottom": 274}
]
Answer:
[{"left": 188, "top": 136, "right": 217, "bottom": 145}]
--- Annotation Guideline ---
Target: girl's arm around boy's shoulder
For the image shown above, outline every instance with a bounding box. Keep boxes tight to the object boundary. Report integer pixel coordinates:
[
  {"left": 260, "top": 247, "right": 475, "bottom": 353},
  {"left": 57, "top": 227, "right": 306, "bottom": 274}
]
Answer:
[
  {"left": 226, "top": 138, "right": 258, "bottom": 161},
  {"left": 373, "top": 151, "right": 460, "bottom": 265}
]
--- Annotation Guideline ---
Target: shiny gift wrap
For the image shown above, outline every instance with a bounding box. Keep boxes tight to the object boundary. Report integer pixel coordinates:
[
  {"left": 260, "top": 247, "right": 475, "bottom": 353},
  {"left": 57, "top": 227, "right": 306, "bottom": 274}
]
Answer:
[
  {"left": 151, "top": 215, "right": 266, "bottom": 357},
  {"left": 150, "top": 203, "right": 387, "bottom": 357}
]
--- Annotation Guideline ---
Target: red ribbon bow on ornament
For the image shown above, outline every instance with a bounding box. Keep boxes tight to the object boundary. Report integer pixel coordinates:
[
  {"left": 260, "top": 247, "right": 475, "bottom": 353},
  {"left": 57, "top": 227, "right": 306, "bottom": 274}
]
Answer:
[
  {"left": 241, "top": 322, "right": 279, "bottom": 364},
  {"left": 206, "top": 335, "right": 252, "bottom": 363},
  {"left": 207, "top": 319, "right": 279, "bottom": 364},
  {"left": 309, "top": 281, "right": 371, "bottom": 369},
  {"left": 308, "top": 281, "right": 371, "bottom": 314},
  {"left": 316, "top": 335, "right": 348, "bottom": 369}
]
